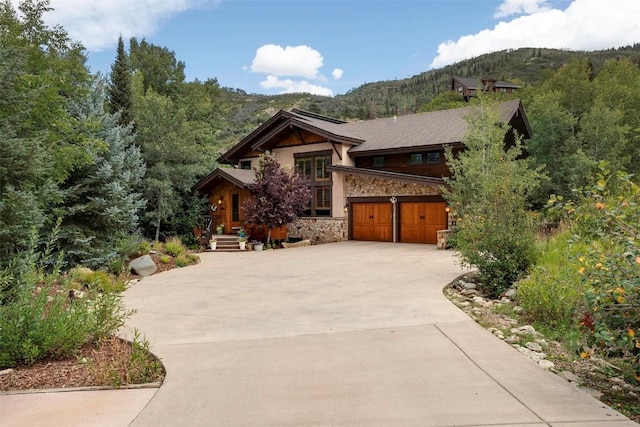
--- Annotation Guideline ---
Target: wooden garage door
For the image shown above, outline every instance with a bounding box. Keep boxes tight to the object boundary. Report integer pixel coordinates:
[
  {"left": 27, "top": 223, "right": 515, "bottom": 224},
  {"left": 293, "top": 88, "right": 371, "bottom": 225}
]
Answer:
[
  {"left": 352, "top": 203, "right": 392, "bottom": 242},
  {"left": 400, "top": 202, "right": 447, "bottom": 244}
]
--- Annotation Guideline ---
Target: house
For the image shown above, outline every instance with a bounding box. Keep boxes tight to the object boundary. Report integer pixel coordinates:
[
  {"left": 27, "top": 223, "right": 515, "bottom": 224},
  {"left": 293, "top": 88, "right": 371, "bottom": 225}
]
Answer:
[
  {"left": 451, "top": 77, "right": 520, "bottom": 101},
  {"left": 193, "top": 100, "right": 531, "bottom": 245}
]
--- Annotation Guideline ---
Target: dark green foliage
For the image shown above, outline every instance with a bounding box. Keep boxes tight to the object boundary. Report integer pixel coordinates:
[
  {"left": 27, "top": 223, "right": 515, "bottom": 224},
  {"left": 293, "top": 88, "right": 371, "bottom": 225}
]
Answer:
[
  {"left": 0, "top": 0, "right": 95, "bottom": 266},
  {"left": 129, "top": 37, "right": 186, "bottom": 97},
  {"left": 526, "top": 57, "right": 640, "bottom": 208},
  {"left": 445, "top": 100, "right": 540, "bottom": 297},
  {"left": 108, "top": 36, "right": 133, "bottom": 126}
]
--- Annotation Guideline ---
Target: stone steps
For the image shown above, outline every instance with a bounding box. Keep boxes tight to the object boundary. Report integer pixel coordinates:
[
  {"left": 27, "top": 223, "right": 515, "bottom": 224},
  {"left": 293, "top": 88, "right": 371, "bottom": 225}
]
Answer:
[{"left": 207, "top": 234, "right": 247, "bottom": 252}]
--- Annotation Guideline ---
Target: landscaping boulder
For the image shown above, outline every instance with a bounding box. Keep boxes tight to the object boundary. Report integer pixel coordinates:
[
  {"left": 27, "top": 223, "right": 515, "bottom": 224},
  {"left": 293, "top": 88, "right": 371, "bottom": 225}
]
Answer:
[{"left": 129, "top": 255, "right": 157, "bottom": 277}]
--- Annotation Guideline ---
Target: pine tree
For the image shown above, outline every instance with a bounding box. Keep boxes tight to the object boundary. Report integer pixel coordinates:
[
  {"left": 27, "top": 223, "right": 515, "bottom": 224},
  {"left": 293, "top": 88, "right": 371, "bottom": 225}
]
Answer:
[{"left": 108, "top": 35, "right": 133, "bottom": 126}]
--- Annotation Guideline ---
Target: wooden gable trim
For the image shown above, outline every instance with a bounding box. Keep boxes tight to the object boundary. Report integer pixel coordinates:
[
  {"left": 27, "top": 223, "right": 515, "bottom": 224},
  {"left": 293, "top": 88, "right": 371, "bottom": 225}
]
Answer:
[
  {"left": 218, "top": 110, "right": 293, "bottom": 164},
  {"left": 193, "top": 168, "right": 254, "bottom": 194},
  {"left": 330, "top": 141, "right": 343, "bottom": 160}
]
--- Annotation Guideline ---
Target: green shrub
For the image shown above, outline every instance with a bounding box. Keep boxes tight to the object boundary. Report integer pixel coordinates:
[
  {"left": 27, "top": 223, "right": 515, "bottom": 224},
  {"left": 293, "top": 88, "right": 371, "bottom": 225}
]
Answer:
[
  {"left": 158, "top": 255, "right": 171, "bottom": 264},
  {"left": 163, "top": 237, "right": 186, "bottom": 257},
  {"left": 127, "top": 329, "right": 164, "bottom": 384},
  {"left": 0, "top": 283, "right": 132, "bottom": 368},
  {"left": 552, "top": 164, "right": 640, "bottom": 383},
  {"left": 64, "top": 267, "right": 126, "bottom": 293},
  {"left": 174, "top": 254, "right": 189, "bottom": 267},
  {"left": 518, "top": 228, "right": 587, "bottom": 328}
]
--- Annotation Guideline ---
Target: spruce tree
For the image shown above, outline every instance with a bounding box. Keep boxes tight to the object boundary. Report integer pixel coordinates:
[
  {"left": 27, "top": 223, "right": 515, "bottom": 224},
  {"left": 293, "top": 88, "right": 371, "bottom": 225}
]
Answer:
[
  {"left": 108, "top": 35, "right": 133, "bottom": 126},
  {"left": 61, "top": 78, "right": 146, "bottom": 268}
]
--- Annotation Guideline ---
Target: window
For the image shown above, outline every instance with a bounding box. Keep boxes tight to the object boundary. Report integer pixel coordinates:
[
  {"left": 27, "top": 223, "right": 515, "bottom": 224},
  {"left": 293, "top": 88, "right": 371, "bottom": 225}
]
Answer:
[
  {"left": 426, "top": 152, "right": 440, "bottom": 164},
  {"left": 409, "top": 153, "right": 423, "bottom": 165},
  {"left": 295, "top": 158, "right": 312, "bottom": 180},
  {"left": 372, "top": 156, "right": 385, "bottom": 167},
  {"left": 232, "top": 194, "right": 240, "bottom": 222},
  {"left": 240, "top": 160, "right": 252, "bottom": 170},
  {"left": 315, "top": 187, "right": 331, "bottom": 216},
  {"left": 295, "top": 151, "right": 332, "bottom": 217}
]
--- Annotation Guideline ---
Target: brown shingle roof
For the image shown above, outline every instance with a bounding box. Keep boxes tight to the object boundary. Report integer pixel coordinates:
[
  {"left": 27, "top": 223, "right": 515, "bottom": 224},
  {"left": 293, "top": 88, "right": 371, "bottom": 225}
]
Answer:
[
  {"left": 193, "top": 168, "right": 255, "bottom": 193},
  {"left": 218, "top": 100, "right": 528, "bottom": 163},
  {"left": 345, "top": 99, "right": 525, "bottom": 154}
]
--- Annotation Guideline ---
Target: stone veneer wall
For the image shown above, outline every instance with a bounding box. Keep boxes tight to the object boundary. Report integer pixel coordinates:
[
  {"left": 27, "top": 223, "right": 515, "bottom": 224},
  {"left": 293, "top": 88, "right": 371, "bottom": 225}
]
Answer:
[
  {"left": 345, "top": 175, "right": 444, "bottom": 198},
  {"left": 288, "top": 217, "right": 347, "bottom": 244},
  {"left": 284, "top": 176, "right": 446, "bottom": 245}
]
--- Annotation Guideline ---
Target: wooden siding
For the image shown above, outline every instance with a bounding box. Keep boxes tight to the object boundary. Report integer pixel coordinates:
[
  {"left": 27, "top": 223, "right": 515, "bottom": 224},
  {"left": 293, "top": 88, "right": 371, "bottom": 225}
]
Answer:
[{"left": 354, "top": 148, "right": 463, "bottom": 178}]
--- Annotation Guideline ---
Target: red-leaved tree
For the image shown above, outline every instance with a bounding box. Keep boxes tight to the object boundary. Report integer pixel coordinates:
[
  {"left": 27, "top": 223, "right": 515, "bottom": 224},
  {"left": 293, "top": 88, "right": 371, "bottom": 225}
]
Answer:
[{"left": 242, "top": 151, "right": 311, "bottom": 245}]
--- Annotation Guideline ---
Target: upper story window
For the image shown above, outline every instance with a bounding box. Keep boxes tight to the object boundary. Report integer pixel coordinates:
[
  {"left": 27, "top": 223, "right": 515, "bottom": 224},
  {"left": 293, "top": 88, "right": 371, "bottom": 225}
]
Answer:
[
  {"left": 426, "top": 152, "right": 441, "bottom": 164},
  {"left": 295, "top": 151, "right": 332, "bottom": 217},
  {"left": 240, "top": 160, "right": 252, "bottom": 170},
  {"left": 409, "top": 153, "right": 423, "bottom": 165},
  {"left": 408, "top": 151, "right": 441, "bottom": 165},
  {"left": 315, "top": 155, "right": 331, "bottom": 181}
]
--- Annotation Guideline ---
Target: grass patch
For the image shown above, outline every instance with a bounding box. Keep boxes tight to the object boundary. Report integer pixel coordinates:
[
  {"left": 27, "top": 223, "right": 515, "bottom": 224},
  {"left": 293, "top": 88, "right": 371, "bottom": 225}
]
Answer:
[{"left": 517, "top": 228, "right": 587, "bottom": 329}]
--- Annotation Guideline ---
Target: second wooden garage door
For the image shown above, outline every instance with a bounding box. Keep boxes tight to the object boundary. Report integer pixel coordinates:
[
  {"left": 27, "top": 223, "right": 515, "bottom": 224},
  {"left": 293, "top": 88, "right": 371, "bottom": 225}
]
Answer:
[
  {"left": 399, "top": 202, "right": 447, "bottom": 244},
  {"left": 352, "top": 203, "right": 392, "bottom": 242}
]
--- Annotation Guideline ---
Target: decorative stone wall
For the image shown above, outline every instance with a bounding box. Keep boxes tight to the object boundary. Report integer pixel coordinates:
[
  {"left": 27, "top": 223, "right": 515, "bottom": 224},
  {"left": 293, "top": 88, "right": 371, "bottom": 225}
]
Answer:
[
  {"left": 288, "top": 217, "right": 348, "bottom": 244},
  {"left": 345, "top": 175, "right": 444, "bottom": 198}
]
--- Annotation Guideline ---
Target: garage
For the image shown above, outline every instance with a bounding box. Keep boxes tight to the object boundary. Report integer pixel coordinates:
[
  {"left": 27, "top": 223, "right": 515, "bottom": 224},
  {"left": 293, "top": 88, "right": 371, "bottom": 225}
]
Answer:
[
  {"left": 351, "top": 202, "right": 392, "bottom": 242},
  {"left": 399, "top": 201, "right": 447, "bottom": 244}
]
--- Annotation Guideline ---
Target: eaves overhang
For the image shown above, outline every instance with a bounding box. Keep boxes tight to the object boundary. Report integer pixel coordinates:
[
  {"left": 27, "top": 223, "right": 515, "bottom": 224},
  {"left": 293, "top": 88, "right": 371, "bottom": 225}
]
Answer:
[{"left": 328, "top": 165, "right": 448, "bottom": 187}]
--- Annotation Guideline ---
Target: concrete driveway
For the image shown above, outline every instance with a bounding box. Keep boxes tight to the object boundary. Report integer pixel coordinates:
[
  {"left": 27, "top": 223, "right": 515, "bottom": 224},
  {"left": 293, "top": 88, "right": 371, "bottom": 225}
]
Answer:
[
  {"left": 123, "top": 241, "right": 633, "bottom": 426},
  {"left": 2, "top": 242, "right": 635, "bottom": 426}
]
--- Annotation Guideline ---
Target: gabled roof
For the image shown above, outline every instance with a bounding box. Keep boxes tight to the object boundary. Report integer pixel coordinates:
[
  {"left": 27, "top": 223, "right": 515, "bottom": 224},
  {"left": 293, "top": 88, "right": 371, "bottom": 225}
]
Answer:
[
  {"left": 193, "top": 168, "right": 255, "bottom": 193},
  {"left": 218, "top": 100, "right": 530, "bottom": 162},
  {"left": 218, "top": 109, "right": 364, "bottom": 164},
  {"left": 453, "top": 76, "right": 521, "bottom": 90}
]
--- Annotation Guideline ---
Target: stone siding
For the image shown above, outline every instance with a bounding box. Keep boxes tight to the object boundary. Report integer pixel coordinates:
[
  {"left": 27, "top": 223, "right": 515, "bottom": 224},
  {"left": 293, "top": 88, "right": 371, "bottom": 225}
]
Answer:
[
  {"left": 288, "top": 217, "right": 347, "bottom": 244},
  {"left": 345, "top": 175, "right": 444, "bottom": 198}
]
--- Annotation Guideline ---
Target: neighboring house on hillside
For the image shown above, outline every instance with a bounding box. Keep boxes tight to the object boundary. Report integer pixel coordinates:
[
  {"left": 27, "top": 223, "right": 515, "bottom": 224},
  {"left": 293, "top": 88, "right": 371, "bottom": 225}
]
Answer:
[
  {"left": 451, "top": 77, "right": 520, "bottom": 101},
  {"left": 193, "top": 100, "right": 531, "bottom": 245}
]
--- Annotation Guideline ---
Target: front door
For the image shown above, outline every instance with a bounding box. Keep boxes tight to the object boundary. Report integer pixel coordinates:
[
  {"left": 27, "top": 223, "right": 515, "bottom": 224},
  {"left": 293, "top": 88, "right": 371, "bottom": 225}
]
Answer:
[{"left": 231, "top": 192, "right": 243, "bottom": 230}]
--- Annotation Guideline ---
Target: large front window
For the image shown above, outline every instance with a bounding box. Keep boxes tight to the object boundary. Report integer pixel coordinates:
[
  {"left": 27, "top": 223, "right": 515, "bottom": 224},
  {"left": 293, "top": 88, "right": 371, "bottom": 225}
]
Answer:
[{"left": 295, "top": 152, "right": 332, "bottom": 217}]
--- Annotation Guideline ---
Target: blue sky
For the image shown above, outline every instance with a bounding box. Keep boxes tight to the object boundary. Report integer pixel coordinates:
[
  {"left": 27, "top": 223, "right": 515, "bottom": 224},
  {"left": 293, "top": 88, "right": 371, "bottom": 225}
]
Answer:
[{"left": 41, "top": 0, "right": 640, "bottom": 96}]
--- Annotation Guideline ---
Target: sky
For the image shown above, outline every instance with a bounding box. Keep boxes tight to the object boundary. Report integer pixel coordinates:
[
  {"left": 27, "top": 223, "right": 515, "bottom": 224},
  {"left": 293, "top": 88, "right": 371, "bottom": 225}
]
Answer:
[{"left": 36, "top": 0, "right": 640, "bottom": 97}]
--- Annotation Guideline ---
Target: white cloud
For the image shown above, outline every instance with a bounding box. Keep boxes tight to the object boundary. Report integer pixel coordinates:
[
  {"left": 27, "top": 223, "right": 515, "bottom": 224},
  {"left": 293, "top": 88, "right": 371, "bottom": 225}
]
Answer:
[
  {"left": 332, "top": 68, "right": 344, "bottom": 80},
  {"left": 42, "top": 0, "right": 218, "bottom": 51},
  {"left": 250, "top": 44, "right": 323, "bottom": 79},
  {"left": 494, "top": 0, "right": 549, "bottom": 18},
  {"left": 431, "top": 0, "right": 640, "bottom": 69},
  {"left": 260, "top": 75, "right": 333, "bottom": 97}
]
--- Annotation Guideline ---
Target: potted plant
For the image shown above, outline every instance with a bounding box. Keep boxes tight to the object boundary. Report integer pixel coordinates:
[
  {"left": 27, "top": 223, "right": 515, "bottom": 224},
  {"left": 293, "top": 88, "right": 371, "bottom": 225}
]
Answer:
[
  {"left": 209, "top": 237, "right": 217, "bottom": 250},
  {"left": 216, "top": 223, "right": 224, "bottom": 234},
  {"left": 237, "top": 227, "right": 246, "bottom": 238},
  {"left": 238, "top": 237, "right": 247, "bottom": 250},
  {"left": 252, "top": 240, "right": 263, "bottom": 251}
]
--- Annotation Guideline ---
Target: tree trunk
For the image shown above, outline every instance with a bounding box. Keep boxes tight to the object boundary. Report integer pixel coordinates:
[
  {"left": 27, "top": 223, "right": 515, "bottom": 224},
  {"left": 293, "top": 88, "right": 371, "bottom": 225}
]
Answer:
[
  {"left": 266, "top": 227, "right": 272, "bottom": 246},
  {"left": 155, "top": 217, "right": 161, "bottom": 242}
]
